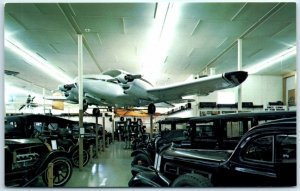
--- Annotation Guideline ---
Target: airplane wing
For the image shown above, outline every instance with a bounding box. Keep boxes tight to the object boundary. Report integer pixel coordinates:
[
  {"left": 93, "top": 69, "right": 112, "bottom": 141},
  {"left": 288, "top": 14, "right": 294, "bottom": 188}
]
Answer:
[
  {"left": 147, "top": 71, "right": 248, "bottom": 102},
  {"left": 44, "top": 96, "right": 67, "bottom": 101},
  {"left": 103, "top": 69, "right": 127, "bottom": 77}
]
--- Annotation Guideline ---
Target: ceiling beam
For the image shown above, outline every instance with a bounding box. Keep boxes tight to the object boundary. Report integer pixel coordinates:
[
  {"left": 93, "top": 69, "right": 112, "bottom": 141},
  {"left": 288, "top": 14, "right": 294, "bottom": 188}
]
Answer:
[
  {"left": 230, "top": 3, "right": 248, "bottom": 21},
  {"left": 57, "top": 3, "right": 103, "bottom": 72},
  {"left": 200, "top": 3, "right": 286, "bottom": 74}
]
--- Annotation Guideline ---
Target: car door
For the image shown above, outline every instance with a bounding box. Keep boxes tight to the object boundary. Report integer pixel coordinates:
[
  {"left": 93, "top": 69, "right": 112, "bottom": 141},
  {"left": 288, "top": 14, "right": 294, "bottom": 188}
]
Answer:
[
  {"left": 274, "top": 134, "right": 296, "bottom": 186},
  {"left": 227, "top": 135, "right": 277, "bottom": 186}
]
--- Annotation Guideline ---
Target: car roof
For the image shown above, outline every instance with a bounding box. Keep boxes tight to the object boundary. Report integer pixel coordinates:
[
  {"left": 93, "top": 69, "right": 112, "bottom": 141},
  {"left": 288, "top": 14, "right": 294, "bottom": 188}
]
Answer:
[
  {"left": 189, "top": 111, "right": 296, "bottom": 123},
  {"left": 243, "top": 117, "right": 296, "bottom": 137},
  {"left": 5, "top": 114, "right": 77, "bottom": 124},
  {"left": 157, "top": 117, "right": 191, "bottom": 124}
]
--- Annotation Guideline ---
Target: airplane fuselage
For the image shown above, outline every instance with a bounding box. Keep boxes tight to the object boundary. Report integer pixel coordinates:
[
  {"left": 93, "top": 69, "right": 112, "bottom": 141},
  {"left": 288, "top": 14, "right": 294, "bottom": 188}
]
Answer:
[{"left": 68, "top": 74, "right": 154, "bottom": 108}]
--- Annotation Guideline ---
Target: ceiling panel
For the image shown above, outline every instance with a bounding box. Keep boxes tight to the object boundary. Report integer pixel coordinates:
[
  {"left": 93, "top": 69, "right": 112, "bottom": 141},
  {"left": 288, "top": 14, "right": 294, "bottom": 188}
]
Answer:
[
  {"left": 76, "top": 17, "right": 124, "bottom": 34},
  {"left": 70, "top": 3, "right": 156, "bottom": 18},
  {"left": 3, "top": 2, "right": 296, "bottom": 105},
  {"left": 180, "top": 3, "right": 246, "bottom": 20}
]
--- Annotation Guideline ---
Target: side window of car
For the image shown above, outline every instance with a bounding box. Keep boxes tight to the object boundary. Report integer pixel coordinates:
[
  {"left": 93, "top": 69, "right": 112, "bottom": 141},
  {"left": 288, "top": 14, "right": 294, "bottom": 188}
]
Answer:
[
  {"left": 48, "top": 123, "right": 59, "bottom": 130},
  {"left": 196, "top": 124, "right": 214, "bottom": 138},
  {"left": 275, "top": 134, "right": 296, "bottom": 161},
  {"left": 33, "top": 122, "right": 43, "bottom": 132},
  {"left": 243, "top": 135, "right": 274, "bottom": 162}
]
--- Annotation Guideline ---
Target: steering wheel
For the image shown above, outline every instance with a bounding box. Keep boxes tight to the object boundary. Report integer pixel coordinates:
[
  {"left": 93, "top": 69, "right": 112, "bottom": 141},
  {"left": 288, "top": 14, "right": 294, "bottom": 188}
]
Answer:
[{"left": 31, "top": 129, "right": 41, "bottom": 138}]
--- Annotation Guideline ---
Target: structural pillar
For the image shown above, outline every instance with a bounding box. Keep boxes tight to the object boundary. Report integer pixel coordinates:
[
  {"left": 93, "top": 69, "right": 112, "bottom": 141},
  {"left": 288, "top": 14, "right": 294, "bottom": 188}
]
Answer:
[
  {"left": 150, "top": 114, "right": 153, "bottom": 139},
  {"left": 78, "top": 34, "right": 84, "bottom": 170},
  {"left": 95, "top": 116, "right": 99, "bottom": 158},
  {"left": 112, "top": 110, "right": 115, "bottom": 142},
  {"left": 43, "top": 88, "right": 45, "bottom": 114},
  {"left": 102, "top": 116, "right": 106, "bottom": 151},
  {"left": 237, "top": 39, "right": 242, "bottom": 112}
]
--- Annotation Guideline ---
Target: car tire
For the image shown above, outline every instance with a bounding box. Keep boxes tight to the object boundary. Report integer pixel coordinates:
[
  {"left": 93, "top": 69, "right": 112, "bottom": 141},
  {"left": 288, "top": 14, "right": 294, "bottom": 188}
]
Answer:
[
  {"left": 128, "top": 176, "right": 152, "bottom": 187},
  {"left": 42, "top": 157, "right": 73, "bottom": 187},
  {"left": 71, "top": 148, "right": 90, "bottom": 168},
  {"left": 171, "top": 173, "right": 213, "bottom": 187},
  {"left": 131, "top": 153, "right": 151, "bottom": 167}
]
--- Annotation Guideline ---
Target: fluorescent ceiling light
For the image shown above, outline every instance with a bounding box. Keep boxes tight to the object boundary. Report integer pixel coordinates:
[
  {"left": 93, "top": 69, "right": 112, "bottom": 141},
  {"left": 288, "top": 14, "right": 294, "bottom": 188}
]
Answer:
[
  {"left": 5, "top": 38, "right": 73, "bottom": 84},
  {"left": 245, "top": 46, "right": 296, "bottom": 74},
  {"left": 142, "top": 2, "right": 182, "bottom": 83}
]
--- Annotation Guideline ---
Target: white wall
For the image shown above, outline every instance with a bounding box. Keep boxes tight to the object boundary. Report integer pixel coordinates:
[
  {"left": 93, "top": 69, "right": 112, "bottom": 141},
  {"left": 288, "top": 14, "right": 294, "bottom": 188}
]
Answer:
[
  {"left": 241, "top": 75, "right": 282, "bottom": 106},
  {"left": 167, "top": 74, "right": 283, "bottom": 117}
]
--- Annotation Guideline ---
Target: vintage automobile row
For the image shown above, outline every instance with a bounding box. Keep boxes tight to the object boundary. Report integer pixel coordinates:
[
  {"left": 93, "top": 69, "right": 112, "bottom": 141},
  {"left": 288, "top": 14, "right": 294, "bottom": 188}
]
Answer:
[
  {"left": 129, "top": 111, "right": 296, "bottom": 187},
  {"left": 4, "top": 114, "right": 106, "bottom": 187}
]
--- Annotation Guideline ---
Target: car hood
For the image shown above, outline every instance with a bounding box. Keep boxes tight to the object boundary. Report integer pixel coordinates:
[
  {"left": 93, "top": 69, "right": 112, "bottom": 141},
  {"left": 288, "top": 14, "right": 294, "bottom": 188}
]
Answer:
[{"left": 161, "top": 147, "right": 233, "bottom": 164}]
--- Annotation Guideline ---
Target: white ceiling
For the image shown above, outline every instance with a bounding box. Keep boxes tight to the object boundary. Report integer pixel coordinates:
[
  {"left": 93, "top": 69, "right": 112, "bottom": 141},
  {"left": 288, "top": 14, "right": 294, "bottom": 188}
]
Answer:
[{"left": 4, "top": 2, "right": 296, "bottom": 102}]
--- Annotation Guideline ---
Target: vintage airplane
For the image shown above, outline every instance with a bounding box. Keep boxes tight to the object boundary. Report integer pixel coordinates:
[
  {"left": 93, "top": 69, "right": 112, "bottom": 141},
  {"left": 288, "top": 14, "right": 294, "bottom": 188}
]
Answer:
[
  {"left": 54, "top": 69, "right": 248, "bottom": 113},
  {"left": 19, "top": 94, "right": 38, "bottom": 111}
]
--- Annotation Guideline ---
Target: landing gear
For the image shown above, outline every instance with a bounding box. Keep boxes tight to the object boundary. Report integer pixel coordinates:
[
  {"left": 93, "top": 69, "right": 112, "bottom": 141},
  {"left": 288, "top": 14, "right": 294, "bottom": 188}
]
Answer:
[
  {"left": 92, "top": 108, "right": 101, "bottom": 116},
  {"left": 83, "top": 99, "right": 88, "bottom": 112},
  {"left": 147, "top": 103, "right": 156, "bottom": 115}
]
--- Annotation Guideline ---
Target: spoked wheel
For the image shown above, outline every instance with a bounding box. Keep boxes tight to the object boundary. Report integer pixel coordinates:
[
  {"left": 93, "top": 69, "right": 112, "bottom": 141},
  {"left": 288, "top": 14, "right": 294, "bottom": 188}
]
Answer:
[
  {"left": 42, "top": 157, "right": 73, "bottom": 187},
  {"left": 71, "top": 148, "right": 90, "bottom": 168}
]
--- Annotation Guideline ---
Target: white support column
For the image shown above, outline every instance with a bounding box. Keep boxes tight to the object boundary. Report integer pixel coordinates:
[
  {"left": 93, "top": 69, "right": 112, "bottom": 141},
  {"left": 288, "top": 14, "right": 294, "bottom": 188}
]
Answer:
[
  {"left": 237, "top": 39, "right": 242, "bottom": 111},
  {"left": 95, "top": 116, "right": 99, "bottom": 158},
  {"left": 43, "top": 88, "right": 45, "bottom": 114},
  {"left": 78, "top": 34, "right": 83, "bottom": 113},
  {"left": 102, "top": 116, "right": 106, "bottom": 150},
  {"left": 112, "top": 109, "right": 115, "bottom": 142},
  {"left": 78, "top": 34, "right": 84, "bottom": 170}
]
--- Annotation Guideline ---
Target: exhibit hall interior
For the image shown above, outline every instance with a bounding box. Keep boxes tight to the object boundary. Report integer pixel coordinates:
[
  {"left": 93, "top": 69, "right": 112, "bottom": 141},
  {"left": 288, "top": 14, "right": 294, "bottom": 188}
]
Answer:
[{"left": 2, "top": 2, "right": 297, "bottom": 188}]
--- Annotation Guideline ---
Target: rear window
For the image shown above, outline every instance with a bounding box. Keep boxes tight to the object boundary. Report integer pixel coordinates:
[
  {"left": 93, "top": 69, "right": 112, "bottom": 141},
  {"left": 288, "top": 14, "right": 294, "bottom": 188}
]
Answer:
[{"left": 276, "top": 134, "right": 296, "bottom": 161}]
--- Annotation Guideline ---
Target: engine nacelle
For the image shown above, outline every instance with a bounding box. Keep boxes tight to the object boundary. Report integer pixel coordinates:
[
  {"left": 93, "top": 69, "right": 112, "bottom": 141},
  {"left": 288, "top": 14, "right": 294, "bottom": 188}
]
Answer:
[
  {"left": 124, "top": 83, "right": 149, "bottom": 101},
  {"left": 116, "top": 74, "right": 142, "bottom": 84},
  {"left": 58, "top": 83, "right": 77, "bottom": 92}
]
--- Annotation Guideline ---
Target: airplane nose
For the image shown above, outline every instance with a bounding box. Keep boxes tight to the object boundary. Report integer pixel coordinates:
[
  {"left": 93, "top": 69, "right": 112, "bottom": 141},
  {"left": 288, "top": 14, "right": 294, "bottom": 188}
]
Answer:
[
  {"left": 58, "top": 85, "right": 65, "bottom": 91},
  {"left": 223, "top": 71, "right": 248, "bottom": 85}
]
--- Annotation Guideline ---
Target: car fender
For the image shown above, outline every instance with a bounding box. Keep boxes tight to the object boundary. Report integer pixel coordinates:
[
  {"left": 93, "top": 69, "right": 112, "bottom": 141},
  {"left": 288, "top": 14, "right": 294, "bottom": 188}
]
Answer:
[
  {"left": 129, "top": 170, "right": 169, "bottom": 187},
  {"left": 131, "top": 149, "right": 152, "bottom": 160},
  {"left": 35, "top": 150, "right": 70, "bottom": 174}
]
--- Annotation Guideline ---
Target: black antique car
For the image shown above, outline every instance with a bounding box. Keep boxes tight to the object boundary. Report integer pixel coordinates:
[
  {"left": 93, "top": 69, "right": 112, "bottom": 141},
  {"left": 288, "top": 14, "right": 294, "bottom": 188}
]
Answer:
[
  {"left": 131, "top": 111, "right": 296, "bottom": 168},
  {"left": 5, "top": 138, "right": 73, "bottom": 187},
  {"left": 129, "top": 117, "right": 296, "bottom": 187},
  {"left": 5, "top": 114, "right": 94, "bottom": 167},
  {"left": 131, "top": 117, "right": 192, "bottom": 166}
]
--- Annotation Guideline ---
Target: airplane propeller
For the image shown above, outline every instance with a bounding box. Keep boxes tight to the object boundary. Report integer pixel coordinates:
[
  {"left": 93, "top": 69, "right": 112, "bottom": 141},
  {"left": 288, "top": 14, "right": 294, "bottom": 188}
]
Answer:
[
  {"left": 124, "top": 74, "right": 142, "bottom": 82},
  {"left": 19, "top": 95, "right": 36, "bottom": 111},
  {"left": 116, "top": 73, "right": 142, "bottom": 84}
]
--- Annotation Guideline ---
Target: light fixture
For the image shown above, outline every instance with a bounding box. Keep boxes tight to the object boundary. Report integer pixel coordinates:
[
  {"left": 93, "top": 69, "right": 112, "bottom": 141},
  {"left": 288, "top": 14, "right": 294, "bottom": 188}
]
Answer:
[
  {"left": 5, "top": 38, "right": 73, "bottom": 84},
  {"left": 245, "top": 46, "right": 296, "bottom": 74},
  {"left": 141, "top": 2, "right": 182, "bottom": 83}
]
